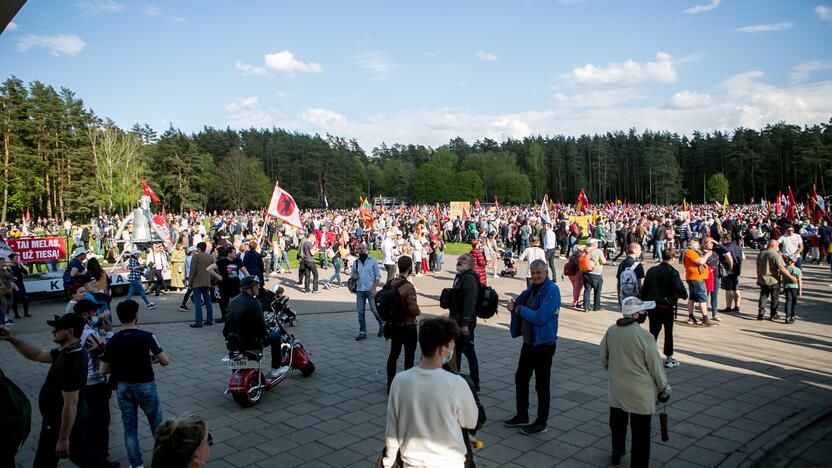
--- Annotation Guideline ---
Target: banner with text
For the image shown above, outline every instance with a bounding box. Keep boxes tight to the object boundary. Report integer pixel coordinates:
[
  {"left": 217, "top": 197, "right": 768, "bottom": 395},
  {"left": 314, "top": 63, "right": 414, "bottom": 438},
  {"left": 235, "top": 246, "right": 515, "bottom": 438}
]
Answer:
[{"left": 6, "top": 237, "right": 67, "bottom": 263}]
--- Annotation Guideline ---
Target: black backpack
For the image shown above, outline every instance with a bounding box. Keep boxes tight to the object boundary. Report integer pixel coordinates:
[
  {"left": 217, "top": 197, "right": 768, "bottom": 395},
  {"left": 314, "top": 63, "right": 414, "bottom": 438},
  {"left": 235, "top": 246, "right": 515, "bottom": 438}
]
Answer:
[
  {"left": 477, "top": 286, "right": 499, "bottom": 319},
  {"left": 375, "top": 279, "right": 407, "bottom": 323},
  {"left": 0, "top": 368, "right": 31, "bottom": 457}
]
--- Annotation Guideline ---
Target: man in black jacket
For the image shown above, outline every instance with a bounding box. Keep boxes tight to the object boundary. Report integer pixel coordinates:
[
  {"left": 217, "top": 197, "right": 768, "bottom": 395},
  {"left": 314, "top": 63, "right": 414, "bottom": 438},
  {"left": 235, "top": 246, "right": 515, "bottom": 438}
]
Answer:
[
  {"left": 639, "top": 248, "right": 688, "bottom": 369},
  {"left": 223, "top": 276, "right": 286, "bottom": 378},
  {"left": 449, "top": 254, "right": 480, "bottom": 392}
]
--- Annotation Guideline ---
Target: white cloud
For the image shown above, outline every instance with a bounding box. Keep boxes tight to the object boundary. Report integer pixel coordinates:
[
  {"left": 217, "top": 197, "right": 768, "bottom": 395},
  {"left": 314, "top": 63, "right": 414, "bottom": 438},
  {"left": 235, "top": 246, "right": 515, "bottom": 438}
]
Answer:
[
  {"left": 487, "top": 119, "right": 531, "bottom": 140},
  {"left": 234, "top": 60, "right": 268, "bottom": 77},
  {"left": 142, "top": 5, "right": 185, "bottom": 23},
  {"left": 676, "top": 52, "right": 705, "bottom": 64},
  {"left": 565, "top": 51, "right": 677, "bottom": 86},
  {"left": 5, "top": 22, "right": 17, "bottom": 32},
  {"left": 734, "top": 22, "right": 794, "bottom": 33},
  {"left": 225, "top": 97, "right": 274, "bottom": 128},
  {"left": 264, "top": 50, "right": 322, "bottom": 77},
  {"left": 817, "top": 5, "right": 832, "bottom": 23},
  {"left": 355, "top": 51, "right": 400, "bottom": 80},
  {"left": 476, "top": 50, "right": 498, "bottom": 62},
  {"left": 665, "top": 90, "right": 713, "bottom": 109},
  {"left": 301, "top": 108, "right": 347, "bottom": 127},
  {"left": 17, "top": 34, "right": 86, "bottom": 56},
  {"left": 684, "top": 0, "right": 721, "bottom": 14},
  {"left": 790, "top": 60, "right": 832, "bottom": 82},
  {"left": 76, "top": 0, "right": 126, "bottom": 15},
  {"left": 553, "top": 88, "right": 644, "bottom": 108}
]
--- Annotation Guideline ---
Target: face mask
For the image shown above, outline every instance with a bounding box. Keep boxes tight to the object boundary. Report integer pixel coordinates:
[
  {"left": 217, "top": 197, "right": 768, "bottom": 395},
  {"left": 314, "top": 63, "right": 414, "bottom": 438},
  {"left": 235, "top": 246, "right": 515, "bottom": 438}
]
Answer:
[
  {"left": 359, "top": 252, "right": 368, "bottom": 262},
  {"left": 441, "top": 350, "right": 454, "bottom": 365},
  {"left": 637, "top": 313, "right": 647, "bottom": 324}
]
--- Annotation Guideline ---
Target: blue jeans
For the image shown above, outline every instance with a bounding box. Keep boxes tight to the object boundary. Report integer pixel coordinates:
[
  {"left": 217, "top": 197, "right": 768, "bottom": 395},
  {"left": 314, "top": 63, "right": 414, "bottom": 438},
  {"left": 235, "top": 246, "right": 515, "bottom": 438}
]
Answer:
[
  {"left": 356, "top": 290, "right": 384, "bottom": 335},
  {"left": 193, "top": 286, "right": 213, "bottom": 325},
  {"left": 126, "top": 279, "right": 150, "bottom": 305},
  {"left": 654, "top": 240, "right": 666, "bottom": 259},
  {"left": 710, "top": 274, "right": 720, "bottom": 316},
  {"left": 435, "top": 251, "right": 444, "bottom": 271},
  {"left": 275, "top": 250, "right": 291, "bottom": 272},
  {"left": 583, "top": 273, "right": 603, "bottom": 310},
  {"left": 117, "top": 381, "right": 164, "bottom": 468},
  {"left": 328, "top": 257, "right": 343, "bottom": 286}
]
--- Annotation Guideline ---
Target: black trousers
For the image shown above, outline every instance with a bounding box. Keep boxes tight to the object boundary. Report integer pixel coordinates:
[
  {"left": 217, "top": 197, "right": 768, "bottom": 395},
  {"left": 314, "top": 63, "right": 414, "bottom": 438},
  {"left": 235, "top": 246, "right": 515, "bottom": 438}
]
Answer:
[
  {"left": 384, "top": 264, "right": 396, "bottom": 283},
  {"left": 386, "top": 324, "right": 417, "bottom": 391},
  {"left": 545, "top": 248, "right": 558, "bottom": 283},
  {"left": 219, "top": 285, "right": 238, "bottom": 318},
  {"left": 758, "top": 284, "right": 780, "bottom": 318},
  {"left": 11, "top": 292, "right": 29, "bottom": 317},
  {"left": 83, "top": 383, "right": 111, "bottom": 458},
  {"left": 648, "top": 305, "right": 674, "bottom": 357},
  {"left": 784, "top": 288, "right": 798, "bottom": 318},
  {"left": 610, "top": 407, "right": 652, "bottom": 468},
  {"left": 515, "top": 342, "right": 556, "bottom": 424},
  {"left": 302, "top": 261, "right": 319, "bottom": 291},
  {"left": 455, "top": 322, "right": 479, "bottom": 390},
  {"left": 181, "top": 287, "right": 193, "bottom": 307},
  {"left": 34, "top": 418, "right": 113, "bottom": 468}
]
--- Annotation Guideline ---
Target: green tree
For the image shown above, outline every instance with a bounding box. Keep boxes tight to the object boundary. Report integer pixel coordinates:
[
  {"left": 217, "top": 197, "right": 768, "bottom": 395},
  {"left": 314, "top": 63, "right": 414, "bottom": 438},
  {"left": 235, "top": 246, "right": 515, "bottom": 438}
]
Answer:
[
  {"left": 706, "top": 172, "right": 730, "bottom": 203},
  {"left": 451, "top": 171, "right": 484, "bottom": 201},
  {"left": 412, "top": 164, "right": 446, "bottom": 203}
]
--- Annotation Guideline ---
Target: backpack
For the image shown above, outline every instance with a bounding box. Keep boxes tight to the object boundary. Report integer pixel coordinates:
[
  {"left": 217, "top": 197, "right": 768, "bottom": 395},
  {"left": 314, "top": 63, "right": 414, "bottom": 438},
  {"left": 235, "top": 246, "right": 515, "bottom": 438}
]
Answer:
[
  {"left": 477, "top": 286, "right": 499, "bottom": 319},
  {"left": 0, "top": 368, "right": 31, "bottom": 457},
  {"left": 375, "top": 279, "right": 407, "bottom": 323},
  {"left": 618, "top": 262, "right": 640, "bottom": 300},
  {"left": 578, "top": 251, "right": 594, "bottom": 273},
  {"left": 563, "top": 258, "right": 578, "bottom": 276}
]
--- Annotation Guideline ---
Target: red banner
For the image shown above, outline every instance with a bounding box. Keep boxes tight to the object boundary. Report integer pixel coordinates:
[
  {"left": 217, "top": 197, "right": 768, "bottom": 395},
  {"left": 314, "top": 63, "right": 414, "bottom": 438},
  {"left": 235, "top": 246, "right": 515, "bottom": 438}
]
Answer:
[{"left": 7, "top": 237, "right": 67, "bottom": 263}]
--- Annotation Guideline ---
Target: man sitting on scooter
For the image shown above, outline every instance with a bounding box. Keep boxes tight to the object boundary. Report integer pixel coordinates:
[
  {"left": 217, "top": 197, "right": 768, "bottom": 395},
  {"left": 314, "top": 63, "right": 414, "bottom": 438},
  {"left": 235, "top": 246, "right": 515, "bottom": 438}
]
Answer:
[{"left": 223, "top": 276, "right": 288, "bottom": 378}]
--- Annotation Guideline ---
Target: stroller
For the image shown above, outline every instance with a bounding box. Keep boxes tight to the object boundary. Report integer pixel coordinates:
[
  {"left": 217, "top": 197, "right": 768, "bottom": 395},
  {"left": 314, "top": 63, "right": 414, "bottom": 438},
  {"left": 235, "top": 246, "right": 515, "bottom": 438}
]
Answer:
[
  {"left": 499, "top": 249, "right": 517, "bottom": 277},
  {"left": 257, "top": 287, "right": 299, "bottom": 327}
]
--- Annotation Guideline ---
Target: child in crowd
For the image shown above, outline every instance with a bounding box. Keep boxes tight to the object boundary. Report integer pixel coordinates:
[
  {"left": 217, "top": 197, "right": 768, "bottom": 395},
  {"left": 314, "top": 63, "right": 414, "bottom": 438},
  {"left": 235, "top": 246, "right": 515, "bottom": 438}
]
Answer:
[{"left": 782, "top": 257, "right": 803, "bottom": 324}]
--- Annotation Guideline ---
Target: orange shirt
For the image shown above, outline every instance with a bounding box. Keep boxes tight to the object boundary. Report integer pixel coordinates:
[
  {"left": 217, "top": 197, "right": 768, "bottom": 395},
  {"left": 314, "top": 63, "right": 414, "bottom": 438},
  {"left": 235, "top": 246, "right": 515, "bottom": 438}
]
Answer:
[{"left": 684, "top": 249, "right": 708, "bottom": 281}]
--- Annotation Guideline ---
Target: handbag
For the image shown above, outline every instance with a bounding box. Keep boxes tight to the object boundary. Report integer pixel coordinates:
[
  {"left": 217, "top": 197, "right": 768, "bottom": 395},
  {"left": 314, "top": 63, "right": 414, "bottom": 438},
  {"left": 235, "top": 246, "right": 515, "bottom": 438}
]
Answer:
[{"left": 347, "top": 277, "right": 358, "bottom": 293}]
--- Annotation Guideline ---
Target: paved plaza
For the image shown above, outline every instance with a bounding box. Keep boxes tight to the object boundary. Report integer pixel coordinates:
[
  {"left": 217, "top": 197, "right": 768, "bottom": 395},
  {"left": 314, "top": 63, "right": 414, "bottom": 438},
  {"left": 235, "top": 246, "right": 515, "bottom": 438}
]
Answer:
[{"left": 4, "top": 253, "right": 832, "bottom": 467}]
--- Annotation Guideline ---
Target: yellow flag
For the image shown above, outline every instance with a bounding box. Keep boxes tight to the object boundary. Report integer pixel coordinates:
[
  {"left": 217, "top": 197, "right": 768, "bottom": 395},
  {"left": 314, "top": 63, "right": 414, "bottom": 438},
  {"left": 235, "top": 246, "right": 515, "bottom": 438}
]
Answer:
[{"left": 723, "top": 193, "right": 729, "bottom": 207}]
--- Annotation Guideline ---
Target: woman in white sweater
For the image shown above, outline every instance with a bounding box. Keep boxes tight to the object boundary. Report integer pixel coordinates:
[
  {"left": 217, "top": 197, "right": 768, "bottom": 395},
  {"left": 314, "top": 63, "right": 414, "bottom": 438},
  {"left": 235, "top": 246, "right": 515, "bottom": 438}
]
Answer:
[
  {"left": 383, "top": 318, "right": 479, "bottom": 468},
  {"left": 519, "top": 236, "right": 547, "bottom": 287}
]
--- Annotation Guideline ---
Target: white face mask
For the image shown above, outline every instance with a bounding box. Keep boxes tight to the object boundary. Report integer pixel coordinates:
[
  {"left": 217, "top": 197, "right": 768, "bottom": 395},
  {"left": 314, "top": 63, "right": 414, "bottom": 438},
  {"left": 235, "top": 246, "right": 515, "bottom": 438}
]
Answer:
[{"left": 441, "top": 350, "right": 454, "bottom": 365}]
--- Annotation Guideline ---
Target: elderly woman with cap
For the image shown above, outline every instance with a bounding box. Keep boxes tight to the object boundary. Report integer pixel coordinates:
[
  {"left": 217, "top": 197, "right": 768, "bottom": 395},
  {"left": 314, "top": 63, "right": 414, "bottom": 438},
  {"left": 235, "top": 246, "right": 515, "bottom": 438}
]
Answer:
[{"left": 600, "top": 296, "right": 671, "bottom": 467}]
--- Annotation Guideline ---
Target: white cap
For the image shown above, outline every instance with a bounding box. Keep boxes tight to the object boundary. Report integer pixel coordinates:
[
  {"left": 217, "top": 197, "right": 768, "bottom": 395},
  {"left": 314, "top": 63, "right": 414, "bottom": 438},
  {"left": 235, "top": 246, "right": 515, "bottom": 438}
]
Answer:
[
  {"left": 587, "top": 238, "right": 599, "bottom": 245},
  {"left": 621, "top": 296, "right": 656, "bottom": 316},
  {"left": 187, "top": 246, "right": 197, "bottom": 253},
  {"left": 130, "top": 248, "right": 141, "bottom": 256},
  {"left": 72, "top": 247, "right": 88, "bottom": 257}
]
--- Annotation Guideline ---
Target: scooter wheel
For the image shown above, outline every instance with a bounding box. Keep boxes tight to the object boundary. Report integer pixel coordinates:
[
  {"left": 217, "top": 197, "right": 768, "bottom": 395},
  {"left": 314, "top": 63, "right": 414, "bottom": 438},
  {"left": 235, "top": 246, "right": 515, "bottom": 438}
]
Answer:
[
  {"left": 232, "top": 378, "right": 263, "bottom": 407},
  {"left": 300, "top": 361, "right": 315, "bottom": 377}
]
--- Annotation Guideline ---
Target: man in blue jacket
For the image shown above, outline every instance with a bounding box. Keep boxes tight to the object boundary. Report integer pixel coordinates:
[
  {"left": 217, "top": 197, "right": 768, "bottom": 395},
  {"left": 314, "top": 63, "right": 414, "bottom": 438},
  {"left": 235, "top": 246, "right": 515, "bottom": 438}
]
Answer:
[{"left": 504, "top": 259, "right": 560, "bottom": 435}]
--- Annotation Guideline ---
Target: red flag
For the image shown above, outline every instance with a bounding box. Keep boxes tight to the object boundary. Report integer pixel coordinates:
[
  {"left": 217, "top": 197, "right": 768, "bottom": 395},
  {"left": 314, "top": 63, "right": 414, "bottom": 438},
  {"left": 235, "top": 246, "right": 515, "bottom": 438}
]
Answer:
[
  {"left": 266, "top": 182, "right": 303, "bottom": 228},
  {"left": 142, "top": 179, "right": 161, "bottom": 203},
  {"left": 474, "top": 198, "right": 480, "bottom": 209},
  {"left": 576, "top": 188, "right": 589, "bottom": 213},
  {"left": 604, "top": 200, "right": 611, "bottom": 211},
  {"left": 359, "top": 198, "right": 374, "bottom": 229},
  {"left": 787, "top": 186, "right": 796, "bottom": 221},
  {"left": 25, "top": 208, "right": 30, "bottom": 222},
  {"left": 812, "top": 186, "right": 826, "bottom": 222},
  {"left": 189, "top": 207, "right": 195, "bottom": 220},
  {"left": 461, "top": 207, "right": 468, "bottom": 221},
  {"left": 775, "top": 191, "right": 782, "bottom": 214},
  {"left": 494, "top": 196, "right": 499, "bottom": 210}
]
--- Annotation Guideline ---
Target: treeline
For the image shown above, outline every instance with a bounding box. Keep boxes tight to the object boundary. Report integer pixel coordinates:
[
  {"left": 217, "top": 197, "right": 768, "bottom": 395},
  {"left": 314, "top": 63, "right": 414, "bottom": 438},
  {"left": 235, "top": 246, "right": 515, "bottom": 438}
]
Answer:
[{"left": 2, "top": 75, "right": 831, "bottom": 221}]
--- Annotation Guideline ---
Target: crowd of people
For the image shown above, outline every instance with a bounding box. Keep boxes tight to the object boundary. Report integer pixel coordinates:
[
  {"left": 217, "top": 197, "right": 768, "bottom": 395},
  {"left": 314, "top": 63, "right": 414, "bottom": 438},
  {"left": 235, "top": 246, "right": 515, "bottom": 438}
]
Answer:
[{"left": 0, "top": 198, "right": 829, "bottom": 467}]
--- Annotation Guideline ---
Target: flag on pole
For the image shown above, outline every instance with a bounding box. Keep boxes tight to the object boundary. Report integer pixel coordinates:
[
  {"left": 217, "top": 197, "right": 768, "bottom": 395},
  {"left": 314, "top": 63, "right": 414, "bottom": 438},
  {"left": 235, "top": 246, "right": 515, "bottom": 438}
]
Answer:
[
  {"left": 787, "top": 186, "right": 797, "bottom": 221},
  {"left": 324, "top": 195, "right": 329, "bottom": 210},
  {"left": 266, "top": 182, "right": 303, "bottom": 228},
  {"left": 540, "top": 197, "right": 551, "bottom": 224},
  {"left": 25, "top": 208, "right": 30, "bottom": 222},
  {"left": 474, "top": 198, "right": 480, "bottom": 209},
  {"left": 359, "top": 197, "right": 373, "bottom": 228},
  {"left": 682, "top": 198, "right": 689, "bottom": 211},
  {"left": 141, "top": 179, "right": 161, "bottom": 203},
  {"left": 812, "top": 186, "right": 825, "bottom": 222},
  {"left": 775, "top": 191, "right": 783, "bottom": 215},
  {"left": 494, "top": 196, "right": 499, "bottom": 210},
  {"left": 576, "top": 188, "right": 589, "bottom": 213},
  {"left": 723, "top": 193, "right": 729, "bottom": 207}
]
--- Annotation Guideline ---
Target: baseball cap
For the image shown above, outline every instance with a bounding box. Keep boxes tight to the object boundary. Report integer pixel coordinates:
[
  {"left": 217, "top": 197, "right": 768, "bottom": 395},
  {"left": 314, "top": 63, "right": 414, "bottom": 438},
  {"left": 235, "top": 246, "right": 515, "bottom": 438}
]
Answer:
[
  {"left": 72, "top": 247, "right": 88, "bottom": 257},
  {"left": 46, "top": 313, "right": 85, "bottom": 333},
  {"left": 187, "top": 246, "right": 197, "bottom": 253},
  {"left": 239, "top": 275, "right": 259, "bottom": 290}
]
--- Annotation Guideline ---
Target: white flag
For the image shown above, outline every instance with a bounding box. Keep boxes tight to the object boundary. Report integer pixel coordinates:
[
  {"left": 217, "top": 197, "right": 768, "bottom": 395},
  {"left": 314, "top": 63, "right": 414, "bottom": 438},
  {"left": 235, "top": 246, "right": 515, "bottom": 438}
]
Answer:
[
  {"left": 540, "top": 197, "right": 551, "bottom": 224},
  {"left": 266, "top": 182, "right": 303, "bottom": 228}
]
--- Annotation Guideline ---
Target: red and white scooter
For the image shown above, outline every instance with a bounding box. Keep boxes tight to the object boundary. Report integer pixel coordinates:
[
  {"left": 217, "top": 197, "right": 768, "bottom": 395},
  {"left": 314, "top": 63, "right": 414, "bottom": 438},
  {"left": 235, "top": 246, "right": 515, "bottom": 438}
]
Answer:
[{"left": 223, "top": 309, "right": 314, "bottom": 407}]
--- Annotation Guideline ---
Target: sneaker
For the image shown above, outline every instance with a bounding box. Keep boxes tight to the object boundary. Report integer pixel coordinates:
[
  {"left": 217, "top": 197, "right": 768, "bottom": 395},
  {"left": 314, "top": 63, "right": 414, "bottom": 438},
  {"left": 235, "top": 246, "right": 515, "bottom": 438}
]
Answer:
[
  {"left": 323, "top": 282, "right": 331, "bottom": 290},
  {"left": 189, "top": 324, "right": 203, "bottom": 328},
  {"left": 757, "top": 314, "right": 764, "bottom": 321},
  {"left": 503, "top": 415, "right": 530, "bottom": 427},
  {"left": 664, "top": 357, "right": 680, "bottom": 368},
  {"left": 355, "top": 334, "right": 367, "bottom": 341},
  {"left": 520, "top": 423, "right": 548, "bottom": 435},
  {"left": 269, "top": 272, "right": 279, "bottom": 277},
  {"left": 701, "top": 317, "right": 710, "bottom": 326},
  {"left": 269, "top": 366, "right": 290, "bottom": 378},
  {"left": 204, "top": 322, "right": 214, "bottom": 326},
  {"left": 718, "top": 307, "right": 733, "bottom": 313},
  {"left": 711, "top": 315, "right": 722, "bottom": 322},
  {"left": 147, "top": 303, "right": 157, "bottom": 310},
  {"left": 4, "top": 319, "right": 14, "bottom": 324},
  {"left": 686, "top": 317, "right": 698, "bottom": 325},
  {"left": 771, "top": 314, "right": 782, "bottom": 322},
  {"left": 178, "top": 305, "right": 189, "bottom": 312}
]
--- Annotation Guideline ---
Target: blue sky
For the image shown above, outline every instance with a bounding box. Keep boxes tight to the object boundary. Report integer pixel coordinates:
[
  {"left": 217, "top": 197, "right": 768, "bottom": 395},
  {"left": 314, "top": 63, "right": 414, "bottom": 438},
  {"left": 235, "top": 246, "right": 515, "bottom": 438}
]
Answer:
[{"left": 2, "top": 0, "right": 832, "bottom": 150}]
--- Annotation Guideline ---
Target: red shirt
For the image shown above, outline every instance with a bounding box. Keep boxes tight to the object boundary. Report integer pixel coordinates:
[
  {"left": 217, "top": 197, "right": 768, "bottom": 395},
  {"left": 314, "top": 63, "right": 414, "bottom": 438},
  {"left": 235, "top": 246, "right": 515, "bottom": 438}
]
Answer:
[{"left": 470, "top": 247, "right": 487, "bottom": 286}]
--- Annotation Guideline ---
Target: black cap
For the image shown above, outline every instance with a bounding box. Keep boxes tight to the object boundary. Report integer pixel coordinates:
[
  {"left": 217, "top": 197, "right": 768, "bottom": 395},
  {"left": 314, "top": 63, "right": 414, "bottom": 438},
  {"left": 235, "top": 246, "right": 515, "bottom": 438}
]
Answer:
[
  {"left": 239, "top": 275, "right": 259, "bottom": 290},
  {"left": 73, "top": 299, "right": 99, "bottom": 315},
  {"left": 46, "top": 313, "right": 85, "bottom": 332}
]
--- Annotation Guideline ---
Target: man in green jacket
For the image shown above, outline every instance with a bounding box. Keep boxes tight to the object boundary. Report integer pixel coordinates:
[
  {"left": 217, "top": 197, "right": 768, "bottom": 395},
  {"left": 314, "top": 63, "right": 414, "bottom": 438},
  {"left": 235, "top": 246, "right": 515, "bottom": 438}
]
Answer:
[{"left": 601, "top": 296, "right": 671, "bottom": 467}]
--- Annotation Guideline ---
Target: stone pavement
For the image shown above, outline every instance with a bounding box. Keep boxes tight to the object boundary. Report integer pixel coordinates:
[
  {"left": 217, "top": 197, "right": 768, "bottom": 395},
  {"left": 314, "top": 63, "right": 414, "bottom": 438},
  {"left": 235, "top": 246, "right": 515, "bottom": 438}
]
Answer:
[{"left": 3, "top": 252, "right": 832, "bottom": 467}]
